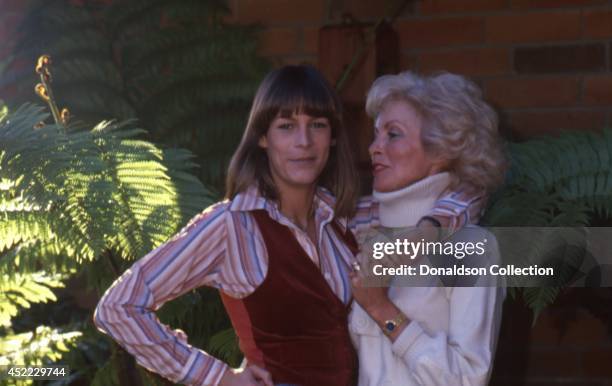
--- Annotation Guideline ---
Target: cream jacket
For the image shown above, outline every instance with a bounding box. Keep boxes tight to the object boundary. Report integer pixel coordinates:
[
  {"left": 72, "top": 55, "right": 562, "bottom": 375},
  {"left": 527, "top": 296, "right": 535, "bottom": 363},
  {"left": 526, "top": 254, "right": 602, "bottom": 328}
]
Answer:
[{"left": 349, "top": 173, "right": 505, "bottom": 386}]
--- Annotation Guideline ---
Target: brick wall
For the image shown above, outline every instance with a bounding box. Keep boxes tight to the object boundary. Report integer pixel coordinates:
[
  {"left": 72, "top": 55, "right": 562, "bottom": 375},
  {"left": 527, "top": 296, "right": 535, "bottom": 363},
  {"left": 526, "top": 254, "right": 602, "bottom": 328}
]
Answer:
[{"left": 227, "top": 0, "right": 612, "bottom": 140}]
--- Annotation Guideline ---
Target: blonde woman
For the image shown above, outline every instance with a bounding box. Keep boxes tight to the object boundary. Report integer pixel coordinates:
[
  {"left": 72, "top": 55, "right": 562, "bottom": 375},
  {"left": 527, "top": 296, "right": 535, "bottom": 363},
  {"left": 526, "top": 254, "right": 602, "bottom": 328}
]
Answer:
[{"left": 349, "top": 71, "right": 507, "bottom": 386}]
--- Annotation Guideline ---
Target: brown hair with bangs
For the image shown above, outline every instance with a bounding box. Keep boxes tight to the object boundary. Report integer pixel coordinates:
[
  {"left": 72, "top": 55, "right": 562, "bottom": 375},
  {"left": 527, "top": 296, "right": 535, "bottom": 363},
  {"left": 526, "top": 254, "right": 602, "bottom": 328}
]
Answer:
[{"left": 225, "top": 65, "right": 359, "bottom": 218}]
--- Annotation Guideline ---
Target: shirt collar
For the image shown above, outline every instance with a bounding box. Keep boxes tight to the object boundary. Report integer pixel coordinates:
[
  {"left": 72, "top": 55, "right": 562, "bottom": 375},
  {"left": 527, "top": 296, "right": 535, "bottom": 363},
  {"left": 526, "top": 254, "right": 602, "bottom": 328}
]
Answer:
[{"left": 229, "top": 185, "right": 348, "bottom": 232}]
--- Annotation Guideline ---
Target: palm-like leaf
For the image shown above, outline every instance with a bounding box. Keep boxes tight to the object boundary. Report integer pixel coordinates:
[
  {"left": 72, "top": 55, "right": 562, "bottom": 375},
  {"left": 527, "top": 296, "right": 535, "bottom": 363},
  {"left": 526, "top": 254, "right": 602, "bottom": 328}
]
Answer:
[
  {"left": 1, "top": 104, "right": 213, "bottom": 276},
  {"left": 6, "top": 0, "right": 269, "bottom": 189},
  {"left": 484, "top": 129, "right": 612, "bottom": 316},
  {"left": 0, "top": 272, "right": 67, "bottom": 328}
]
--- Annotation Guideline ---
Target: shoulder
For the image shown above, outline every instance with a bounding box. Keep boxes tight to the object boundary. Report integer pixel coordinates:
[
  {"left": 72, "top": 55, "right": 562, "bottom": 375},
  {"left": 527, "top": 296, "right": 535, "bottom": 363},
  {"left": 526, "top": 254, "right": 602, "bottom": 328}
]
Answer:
[{"left": 177, "top": 200, "right": 233, "bottom": 236}]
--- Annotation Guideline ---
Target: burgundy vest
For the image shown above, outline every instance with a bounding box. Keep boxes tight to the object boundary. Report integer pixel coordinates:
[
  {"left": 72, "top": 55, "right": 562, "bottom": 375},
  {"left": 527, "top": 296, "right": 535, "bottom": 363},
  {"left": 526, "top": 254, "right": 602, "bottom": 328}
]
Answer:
[{"left": 220, "top": 209, "right": 358, "bottom": 386}]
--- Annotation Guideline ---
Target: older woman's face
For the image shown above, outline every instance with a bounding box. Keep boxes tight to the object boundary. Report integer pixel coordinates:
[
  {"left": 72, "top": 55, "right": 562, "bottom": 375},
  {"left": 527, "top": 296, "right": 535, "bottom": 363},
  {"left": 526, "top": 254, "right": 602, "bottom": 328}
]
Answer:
[{"left": 369, "top": 100, "right": 444, "bottom": 192}]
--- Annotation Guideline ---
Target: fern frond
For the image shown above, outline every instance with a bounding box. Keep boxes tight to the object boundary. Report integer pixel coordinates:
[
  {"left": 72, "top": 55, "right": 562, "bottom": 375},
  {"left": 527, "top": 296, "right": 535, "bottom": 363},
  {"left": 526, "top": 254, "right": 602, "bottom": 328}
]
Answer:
[
  {"left": 0, "top": 325, "right": 81, "bottom": 366},
  {"left": 0, "top": 272, "right": 68, "bottom": 328},
  {"left": 5, "top": 0, "right": 269, "bottom": 190},
  {"left": 89, "top": 358, "right": 120, "bottom": 386},
  {"left": 0, "top": 102, "right": 7, "bottom": 123},
  {"left": 508, "top": 129, "right": 612, "bottom": 217},
  {"left": 208, "top": 328, "right": 242, "bottom": 367},
  {"left": 2, "top": 104, "right": 211, "bottom": 271}
]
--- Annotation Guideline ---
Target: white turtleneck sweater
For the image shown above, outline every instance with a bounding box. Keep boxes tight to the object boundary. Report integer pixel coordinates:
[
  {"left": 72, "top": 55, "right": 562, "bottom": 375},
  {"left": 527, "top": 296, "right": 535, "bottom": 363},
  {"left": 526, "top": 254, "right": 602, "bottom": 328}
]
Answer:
[{"left": 349, "top": 173, "right": 505, "bottom": 386}]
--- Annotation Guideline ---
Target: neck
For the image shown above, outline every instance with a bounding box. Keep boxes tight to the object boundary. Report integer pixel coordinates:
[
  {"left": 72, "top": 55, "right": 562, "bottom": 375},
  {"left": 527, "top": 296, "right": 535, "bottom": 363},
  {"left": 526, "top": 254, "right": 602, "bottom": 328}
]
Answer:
[
  {"left": 277, "top": 183, "right": 316, "bottom": 230},
  {"left": 373, "top": 172, "right": 451, "bottom": 227}
]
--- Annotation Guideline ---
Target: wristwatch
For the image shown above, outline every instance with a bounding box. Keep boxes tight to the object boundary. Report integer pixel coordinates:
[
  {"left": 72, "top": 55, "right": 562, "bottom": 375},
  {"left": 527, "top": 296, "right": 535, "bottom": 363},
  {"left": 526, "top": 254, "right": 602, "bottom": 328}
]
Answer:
[{"left": 383, "top": 311, "right": 407, "bottom": 336}]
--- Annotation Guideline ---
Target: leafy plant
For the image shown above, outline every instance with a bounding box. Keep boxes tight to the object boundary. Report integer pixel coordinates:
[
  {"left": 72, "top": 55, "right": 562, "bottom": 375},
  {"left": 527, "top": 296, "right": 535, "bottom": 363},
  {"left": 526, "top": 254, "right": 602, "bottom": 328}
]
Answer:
[
  {"left": 1, "top": 0, "right": 270, "bottom": 381},
  {"left": 483, "top": 129, "right": 612, "bottom": 318},
  {"left": 0, "top": 98, "right": 216, "bottom": 383},
  {"left": 0, "top": 272, "right": 68, "bottom": 328},
  {"left": 4, "top": 0, "right": 269, "bottom": 191}
]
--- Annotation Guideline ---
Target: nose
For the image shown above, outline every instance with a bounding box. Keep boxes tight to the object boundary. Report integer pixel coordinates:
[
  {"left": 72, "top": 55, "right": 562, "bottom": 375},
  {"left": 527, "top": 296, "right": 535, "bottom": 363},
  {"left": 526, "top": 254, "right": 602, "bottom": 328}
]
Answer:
[
  {"left": 369, "top": 132, "right": 383, "bottom": 158},
  {"left": 295, "top": 123, "right": 313, "bottom": 147}
]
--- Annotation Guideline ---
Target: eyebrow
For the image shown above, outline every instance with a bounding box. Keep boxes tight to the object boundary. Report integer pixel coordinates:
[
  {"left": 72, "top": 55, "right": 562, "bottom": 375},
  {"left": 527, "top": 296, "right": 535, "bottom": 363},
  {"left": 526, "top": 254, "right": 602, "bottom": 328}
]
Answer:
[
  {"left": 383, "top": 119, "right": 404, "bottom": 128},
  {"left": 274, "top": 116, "right": 329, "bottom": 122}
]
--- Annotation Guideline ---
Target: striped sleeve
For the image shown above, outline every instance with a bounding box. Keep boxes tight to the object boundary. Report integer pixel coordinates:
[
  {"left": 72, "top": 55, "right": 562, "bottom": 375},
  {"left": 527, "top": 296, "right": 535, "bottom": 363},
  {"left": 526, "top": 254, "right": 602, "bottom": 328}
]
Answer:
[
  {"left": 93, "top": 202, "right": 230, "bottom": 386},
  {"left": 348, "top": 195, "right": 380, "bottom": 235},
  {"left": 427, "top": 184, "right": 488, "bottom": 230}
]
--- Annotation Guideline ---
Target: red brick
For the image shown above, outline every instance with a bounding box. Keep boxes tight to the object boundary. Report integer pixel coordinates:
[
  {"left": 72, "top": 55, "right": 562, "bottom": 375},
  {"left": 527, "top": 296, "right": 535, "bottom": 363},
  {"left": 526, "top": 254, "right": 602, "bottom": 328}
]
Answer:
[
  {"left": 584, "top": 9, "right": 612, "bottom": 39},
  {"left": 583, "top": 348, "right": 612, "bottom": 377},
  {"left": 506, "top": 109, "right": 606, "bottom": 139},
  {"left": 485, "top": 11, "right": 581, "bottom": 43},
  {"left": 419, "top": 0, "right": 508, "bottom": 14},
  {"left": 400, "top": 52, "right": 418, "bottom": 71},
  {"left": 397, "top": 16, "right": 484, "bottom": 49},
  {"left": 514, "top": 44, "right": 606, "bottom": 74},
  {"left": 511, "top": 0, "right": 609, "bottom": 8},
  {"left": 418, "top": 47, "right": 511, "bottom": 76},
  {"left": 485, "top": 76, "right": 580, "bottom": 108},
  {"left": 340, "top": 0, "right": 389, "bottom": 21},
  {"left": 258, "top": 27, "right": 299, "bottom": 56},
  {"left": 583, "top": 75, "right": 612, "bottom": 106},
  {"left": 303, "top": 27, "right": 319, "bottom": 55},
  {"left": 233, "top": 0, "right": 326, "bottom": 24}
]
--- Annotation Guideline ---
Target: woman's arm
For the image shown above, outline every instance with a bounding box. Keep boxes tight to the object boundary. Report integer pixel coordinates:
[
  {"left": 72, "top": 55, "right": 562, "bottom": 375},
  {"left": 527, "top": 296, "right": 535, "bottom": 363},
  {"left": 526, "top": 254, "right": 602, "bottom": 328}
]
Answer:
[
  {"left": 349, "top": 185, "right": 486, "bottom": 244},
  {"left": 425, "top": 184, "right": 487, "bottom": 231},
  {"left": 94, "top": 203, "right": 232, "bottom": 386}
]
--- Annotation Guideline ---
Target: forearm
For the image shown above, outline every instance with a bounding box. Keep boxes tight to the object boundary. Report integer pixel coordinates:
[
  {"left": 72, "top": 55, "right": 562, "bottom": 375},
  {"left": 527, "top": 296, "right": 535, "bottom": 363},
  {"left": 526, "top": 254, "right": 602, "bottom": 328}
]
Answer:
[{"left": 359, "top": 297, "right": 409, "bottom": 342}]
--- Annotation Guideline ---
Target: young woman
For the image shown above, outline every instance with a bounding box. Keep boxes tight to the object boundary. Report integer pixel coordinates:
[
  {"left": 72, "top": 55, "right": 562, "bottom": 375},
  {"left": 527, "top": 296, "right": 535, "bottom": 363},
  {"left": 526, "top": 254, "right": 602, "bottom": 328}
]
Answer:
[
  {"left": 94, "top": 65, "right": 482, "bottom": 386},
  {"left": 349, "top": 71, "right": 507, "bottom": 386}
]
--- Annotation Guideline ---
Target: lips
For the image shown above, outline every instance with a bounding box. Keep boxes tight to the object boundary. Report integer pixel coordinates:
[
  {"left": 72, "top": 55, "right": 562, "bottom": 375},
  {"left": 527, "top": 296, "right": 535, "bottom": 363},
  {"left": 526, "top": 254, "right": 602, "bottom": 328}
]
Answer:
[
  {"left": 372, "top": 162, "right": 388, "bottom": 174},
  {"left": 290, "top": 157, "right": 316, "bottom": 163}
]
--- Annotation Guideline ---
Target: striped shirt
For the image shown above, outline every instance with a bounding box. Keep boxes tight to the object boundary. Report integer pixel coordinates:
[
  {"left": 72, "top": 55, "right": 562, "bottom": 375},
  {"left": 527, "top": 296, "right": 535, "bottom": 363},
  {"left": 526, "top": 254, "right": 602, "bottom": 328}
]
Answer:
[{"left": 93, "top": 184, "right": 483, "bottom": 386}]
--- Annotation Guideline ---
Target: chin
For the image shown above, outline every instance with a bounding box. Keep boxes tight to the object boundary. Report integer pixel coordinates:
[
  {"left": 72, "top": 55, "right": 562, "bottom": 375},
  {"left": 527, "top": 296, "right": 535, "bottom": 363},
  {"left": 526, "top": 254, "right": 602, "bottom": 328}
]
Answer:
[
  {"left": 286, "top": 174, "right": 319, "bottom": 187},
  {"left": 373, "top": 179, "right": 393, "bottom": 193}
]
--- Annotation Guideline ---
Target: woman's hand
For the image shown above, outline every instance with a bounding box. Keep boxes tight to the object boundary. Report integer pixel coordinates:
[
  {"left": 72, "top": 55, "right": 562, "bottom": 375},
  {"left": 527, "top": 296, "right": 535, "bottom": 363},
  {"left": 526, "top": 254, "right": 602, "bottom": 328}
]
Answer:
[
  {"left": 349, "top": 267, "right": 392, "bottom": 313},
  {"left": 350, "top": 266, "right": 410, "bottom": 341},
  {"left": 219, "top": 364, "right": 273, "bottom": 386}
]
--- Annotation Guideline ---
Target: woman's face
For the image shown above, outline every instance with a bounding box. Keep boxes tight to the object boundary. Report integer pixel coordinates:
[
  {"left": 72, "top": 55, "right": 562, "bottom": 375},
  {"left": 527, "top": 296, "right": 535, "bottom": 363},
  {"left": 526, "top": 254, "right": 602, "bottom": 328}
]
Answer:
[
  {"left": 259, "top": 111, "right": 334, "bottom": 192},
  {"left": 369, "top": 99, "right": 444, "bottom": 192}
]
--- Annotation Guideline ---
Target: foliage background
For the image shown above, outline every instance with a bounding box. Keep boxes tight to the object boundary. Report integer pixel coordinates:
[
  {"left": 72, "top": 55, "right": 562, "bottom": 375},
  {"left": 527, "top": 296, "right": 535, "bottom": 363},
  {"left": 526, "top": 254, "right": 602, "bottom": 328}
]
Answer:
[{"left": 1, "top": 0, "right": 269, "bottom": 384}]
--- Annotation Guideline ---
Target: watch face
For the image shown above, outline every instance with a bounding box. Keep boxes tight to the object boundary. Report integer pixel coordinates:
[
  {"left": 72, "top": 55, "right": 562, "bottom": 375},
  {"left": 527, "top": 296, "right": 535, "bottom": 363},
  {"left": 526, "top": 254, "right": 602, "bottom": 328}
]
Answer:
[{"left": 385, "top": 321, "right": 396, "bottom": 332}]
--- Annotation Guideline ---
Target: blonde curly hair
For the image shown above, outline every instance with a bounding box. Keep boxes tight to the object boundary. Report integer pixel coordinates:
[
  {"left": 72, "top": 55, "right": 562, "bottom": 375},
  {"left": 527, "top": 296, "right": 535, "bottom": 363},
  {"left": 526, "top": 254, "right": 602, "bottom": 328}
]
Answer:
[{"left": 366, "top": 71, "right": 507, "bottom": 193}]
